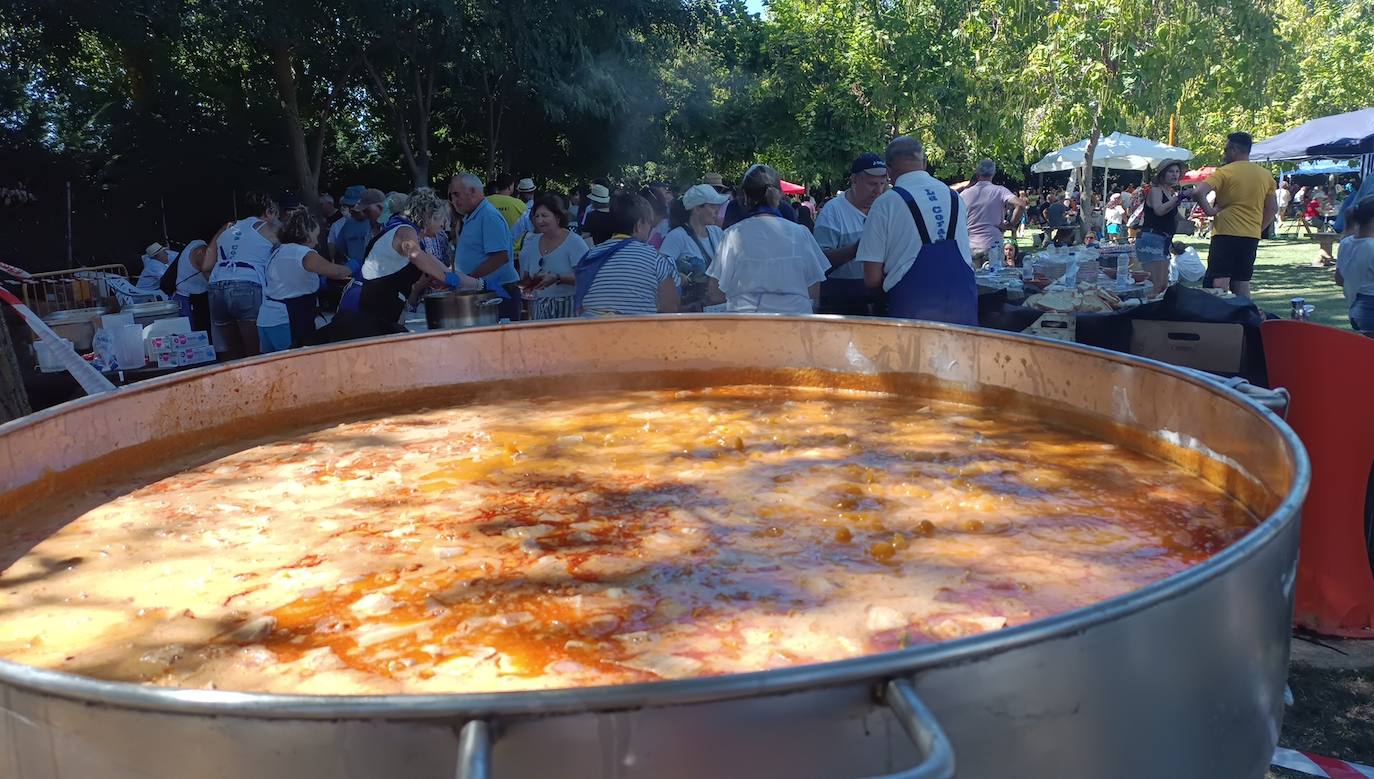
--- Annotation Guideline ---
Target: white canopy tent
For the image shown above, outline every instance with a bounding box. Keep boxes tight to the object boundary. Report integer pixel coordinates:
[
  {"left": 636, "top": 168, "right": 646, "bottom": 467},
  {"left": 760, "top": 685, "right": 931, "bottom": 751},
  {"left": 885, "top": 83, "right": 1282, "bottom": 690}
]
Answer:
[{"left": 1031, "top": 132, "right": 1195, "bottom": 173}]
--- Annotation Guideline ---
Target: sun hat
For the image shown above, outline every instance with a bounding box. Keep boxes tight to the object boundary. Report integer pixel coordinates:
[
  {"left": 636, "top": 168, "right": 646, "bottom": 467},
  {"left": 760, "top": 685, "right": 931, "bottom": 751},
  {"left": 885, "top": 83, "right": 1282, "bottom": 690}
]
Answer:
[
  {"left": 340, "top": 185, "right": 364, "bottom": 207},
  {"left": 587, "top": 184, "right": 611, "bottom": 205},
  {"left": 516, "top": 178, "right": 536, "bottom": 193},
  {"left": 1154, "top": 159, "right": 1185, "bottom": 185},
  {"left": 145, "top": 242, "right": 165, "bottom": 257},
  {"left": 849, "top": 153, "right": 887, "bottom": 177},
  {"left": 702, "top": 172, "right": 724, "bottom": 187},
  {"left": 681, "top": 183, "right": 731, "bottom": 211}
]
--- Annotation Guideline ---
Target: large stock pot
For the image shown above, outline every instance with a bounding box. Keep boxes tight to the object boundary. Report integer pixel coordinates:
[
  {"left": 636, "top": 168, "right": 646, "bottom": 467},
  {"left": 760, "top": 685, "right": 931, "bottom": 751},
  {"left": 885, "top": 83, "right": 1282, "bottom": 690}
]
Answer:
[{"left": 0, "top": 316, "right": 1308, "bottom": 779}]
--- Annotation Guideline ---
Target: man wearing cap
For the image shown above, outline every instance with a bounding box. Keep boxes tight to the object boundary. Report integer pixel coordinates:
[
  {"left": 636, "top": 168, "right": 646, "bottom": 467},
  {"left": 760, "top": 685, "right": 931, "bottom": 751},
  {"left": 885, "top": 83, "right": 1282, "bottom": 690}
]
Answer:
[
  {"left": 813, "top": 152, "right": 889, "bottom": 315},
  {"left": 329, "top": 185, "right": 362, "bottom": 260},
  {"left": 581, "top": 183, "right": 616, "bottom": 245},
  {"left": 449, "top": 172, "right": 520, "bottom": 320},
  {"left": 509, "top": 178, "right": 538, "bottom": 251},
  {"left": 486, "top": 173, "right": 527, "bottom": 229},
  {"left": 857, "top": 136, "right": 976, "bottom": 326},
  {"left": 137, "top": 242, "right": 174, "bottom": 290},
  {"left": 335, "top": 188, "right": 384, "bottom": 274},
  {"left": 960, "top": 159, "right": 1027, "bottom": 268}
]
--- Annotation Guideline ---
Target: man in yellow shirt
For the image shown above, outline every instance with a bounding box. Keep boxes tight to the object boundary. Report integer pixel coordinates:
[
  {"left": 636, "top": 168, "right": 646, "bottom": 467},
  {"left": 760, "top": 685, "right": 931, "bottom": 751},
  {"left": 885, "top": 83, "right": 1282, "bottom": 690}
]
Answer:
[
  {"left": 1191, "top": 132, "right": 1278, "bottom": 297},
  {"left": 485, "top": 174, "right": 528, "bottom": 228}
]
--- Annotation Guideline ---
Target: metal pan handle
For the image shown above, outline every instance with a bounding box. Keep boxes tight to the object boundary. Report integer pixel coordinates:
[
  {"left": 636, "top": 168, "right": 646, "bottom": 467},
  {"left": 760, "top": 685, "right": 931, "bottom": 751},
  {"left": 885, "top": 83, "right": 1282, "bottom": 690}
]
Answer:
[
  {"left": 868, "top": 677, "right": 957, "bottom": 779},
  {"left": 455, "top": 720, "right": 491, "bottom": 779},
  {"left": 452, "top": 679, "right": 955, "bottom": 779}
]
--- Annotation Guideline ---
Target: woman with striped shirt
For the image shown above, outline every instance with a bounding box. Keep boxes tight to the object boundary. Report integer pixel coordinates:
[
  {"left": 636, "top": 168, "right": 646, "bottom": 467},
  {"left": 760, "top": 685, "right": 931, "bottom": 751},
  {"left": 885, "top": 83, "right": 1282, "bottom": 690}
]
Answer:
[{"left": 574, "top": 193, "right": 680, "bottom": 317}]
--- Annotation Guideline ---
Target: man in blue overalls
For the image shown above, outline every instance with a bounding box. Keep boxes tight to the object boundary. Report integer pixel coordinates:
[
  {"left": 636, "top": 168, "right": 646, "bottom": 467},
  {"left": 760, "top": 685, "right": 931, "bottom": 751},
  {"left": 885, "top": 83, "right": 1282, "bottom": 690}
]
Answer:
[{"left": 857, "top": 136, "right": 978, "bottom": 326}]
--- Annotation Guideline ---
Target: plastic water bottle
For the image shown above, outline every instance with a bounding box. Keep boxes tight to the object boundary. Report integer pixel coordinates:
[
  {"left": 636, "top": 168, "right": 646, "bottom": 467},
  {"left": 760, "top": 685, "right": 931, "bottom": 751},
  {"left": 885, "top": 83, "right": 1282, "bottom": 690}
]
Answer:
[{"left": 1116, "top": 254, "right": 1130, "bottom": 291}]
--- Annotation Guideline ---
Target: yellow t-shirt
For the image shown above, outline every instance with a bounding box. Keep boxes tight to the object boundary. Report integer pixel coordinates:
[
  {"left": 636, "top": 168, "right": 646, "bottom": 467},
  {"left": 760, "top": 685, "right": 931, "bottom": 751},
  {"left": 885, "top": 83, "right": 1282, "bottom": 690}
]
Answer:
[
  {"left": 486, "top": 195, "right": 527, "bottom": 228},
  {"left": 1205, "top": 162, "right": 1275, "bottom": 239}
]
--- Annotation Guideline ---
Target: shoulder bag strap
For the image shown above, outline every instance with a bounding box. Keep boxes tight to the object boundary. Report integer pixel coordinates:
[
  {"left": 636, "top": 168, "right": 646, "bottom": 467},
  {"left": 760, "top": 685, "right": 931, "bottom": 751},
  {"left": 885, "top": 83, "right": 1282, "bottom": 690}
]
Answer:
[
  {"left": 685, "top": 229, "right": 716, "bottom": 267},
  {"left": 894, "top": 186, "right": 934, "bottom": 245}
]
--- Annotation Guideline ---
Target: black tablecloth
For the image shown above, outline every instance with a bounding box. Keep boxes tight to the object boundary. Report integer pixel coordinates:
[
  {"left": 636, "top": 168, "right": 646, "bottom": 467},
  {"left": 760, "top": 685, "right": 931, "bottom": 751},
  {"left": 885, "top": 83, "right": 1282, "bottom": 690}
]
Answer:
[{"left": 978, "top": 286, "right": 1270, "bottom": 386}]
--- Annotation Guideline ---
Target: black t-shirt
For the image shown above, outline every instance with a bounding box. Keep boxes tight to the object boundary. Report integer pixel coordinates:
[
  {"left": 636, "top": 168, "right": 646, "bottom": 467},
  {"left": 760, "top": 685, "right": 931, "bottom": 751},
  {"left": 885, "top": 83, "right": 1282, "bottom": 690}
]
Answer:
[
  {"left": 1046, "top": 202, "right": 1069, "bottom": 227},
  {"left": 582, "top": 209, "right": 617, "bottom": 245}
]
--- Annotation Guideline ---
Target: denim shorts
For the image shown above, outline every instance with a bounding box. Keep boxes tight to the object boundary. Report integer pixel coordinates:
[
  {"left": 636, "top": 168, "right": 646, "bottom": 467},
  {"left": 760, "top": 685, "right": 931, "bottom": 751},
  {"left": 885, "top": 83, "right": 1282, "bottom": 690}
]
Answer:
[
  {"left": 209, "top": 281, "right": 263, "bottom": 325},
  {"left": 1351, "top": 293, "right": 1374, "bottom": 332},
  {"left": 1135, "top": 231, "right": 1169, "bottom": 264}
]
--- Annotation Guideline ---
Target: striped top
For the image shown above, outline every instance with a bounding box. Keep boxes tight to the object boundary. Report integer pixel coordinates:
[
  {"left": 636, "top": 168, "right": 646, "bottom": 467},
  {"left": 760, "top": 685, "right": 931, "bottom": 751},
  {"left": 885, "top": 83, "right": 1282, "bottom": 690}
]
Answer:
[{"left": 578, "top": 239, "right": 678, "bottom": 317}]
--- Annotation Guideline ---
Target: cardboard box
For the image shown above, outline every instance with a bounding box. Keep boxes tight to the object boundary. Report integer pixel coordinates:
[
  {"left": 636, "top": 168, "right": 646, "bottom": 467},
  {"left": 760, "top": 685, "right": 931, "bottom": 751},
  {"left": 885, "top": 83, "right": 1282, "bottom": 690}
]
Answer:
[
  {"left": 152, "top": 344, "right": 216, "bottom": 368},
  {"left": 1024, "top": 312, "right": 1076, "bottom": 343},
  {"left": 1129, "top": 320, "right": 1245, "bottom": 375},
  {"left": 146, "top": 330, "right": 210, "bottom": 352}
]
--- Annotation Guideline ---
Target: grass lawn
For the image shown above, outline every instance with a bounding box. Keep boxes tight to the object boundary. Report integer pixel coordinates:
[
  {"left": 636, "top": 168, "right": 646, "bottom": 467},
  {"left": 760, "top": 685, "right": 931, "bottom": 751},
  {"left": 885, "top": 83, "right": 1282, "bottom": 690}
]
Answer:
[
  {"left": 1017, "top": 230, "right": 1352, "bottom": 329},
  {"left": 1178, "top": 232, "right": 1348, "bottom": 329}
]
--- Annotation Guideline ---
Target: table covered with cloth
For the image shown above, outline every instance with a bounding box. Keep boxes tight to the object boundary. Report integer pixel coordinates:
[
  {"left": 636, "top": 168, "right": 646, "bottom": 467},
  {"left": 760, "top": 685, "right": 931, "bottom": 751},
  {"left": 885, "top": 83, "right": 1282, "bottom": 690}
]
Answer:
[{"left": 977, "top": 285, "right": 1272, "bottom": 386}]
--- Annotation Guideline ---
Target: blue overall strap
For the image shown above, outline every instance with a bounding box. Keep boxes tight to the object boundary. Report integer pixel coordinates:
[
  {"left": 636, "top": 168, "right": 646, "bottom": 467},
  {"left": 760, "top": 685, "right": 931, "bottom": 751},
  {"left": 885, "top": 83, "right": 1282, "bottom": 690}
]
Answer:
[
  {"left": 893, "top": 186, "right": 960, "bottom": 244},
  {"left": 888, "top": 186, "right": 977, "bottom": 326},
  {"left": 572, "top": 239, "right": 633, "bottom": 315}
]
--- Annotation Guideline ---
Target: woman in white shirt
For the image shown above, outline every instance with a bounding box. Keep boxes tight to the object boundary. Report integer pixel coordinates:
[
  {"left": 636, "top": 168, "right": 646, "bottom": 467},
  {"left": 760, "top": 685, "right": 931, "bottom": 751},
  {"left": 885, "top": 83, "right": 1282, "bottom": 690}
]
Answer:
[
  {"left": 257, "top": 209, "right": 352, "bottom": 353},
  {"left": 659, "top": 184, "right": 729, "bottom": 309},
  {"left": 706, "top": 165, "right": 829, "bottom": 315},
  {"left": 1104, "top": 193, "right": 1126, "bottom": 243},
  {"left": 1336, "top": 197, "right": 1374, "bottom": 332},
  {"left": 518, "top": 195, "right": 586, "bottom": 320}
]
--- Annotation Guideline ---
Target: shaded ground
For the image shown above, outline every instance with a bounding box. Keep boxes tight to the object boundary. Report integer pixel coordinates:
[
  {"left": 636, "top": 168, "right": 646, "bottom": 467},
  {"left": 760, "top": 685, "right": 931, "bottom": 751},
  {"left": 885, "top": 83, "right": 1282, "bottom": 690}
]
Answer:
[{"left": 1267, "top": 637, "right": 1374, "bottom": 778}]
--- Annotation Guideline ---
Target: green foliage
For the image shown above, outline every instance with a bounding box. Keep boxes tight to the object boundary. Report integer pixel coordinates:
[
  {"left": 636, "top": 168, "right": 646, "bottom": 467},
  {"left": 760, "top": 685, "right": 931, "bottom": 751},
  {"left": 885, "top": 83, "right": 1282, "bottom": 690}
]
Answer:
[{"left": 2, "top": 0, "right": 1373, "bottom": 270}]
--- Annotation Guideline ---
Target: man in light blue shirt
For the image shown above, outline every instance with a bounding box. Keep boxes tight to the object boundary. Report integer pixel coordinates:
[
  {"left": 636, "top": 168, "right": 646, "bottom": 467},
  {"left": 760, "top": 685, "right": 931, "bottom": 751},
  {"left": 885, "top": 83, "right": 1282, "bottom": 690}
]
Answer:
[{"left": 449, "top": 173, "right": 519, "bottom": 320}]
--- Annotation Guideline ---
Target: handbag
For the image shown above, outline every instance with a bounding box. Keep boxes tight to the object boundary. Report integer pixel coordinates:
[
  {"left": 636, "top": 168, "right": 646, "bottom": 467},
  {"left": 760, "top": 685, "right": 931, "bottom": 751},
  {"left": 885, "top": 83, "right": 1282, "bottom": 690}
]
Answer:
[{"left": 1174, "top": 212, "right": 1196, "bottom": 236}]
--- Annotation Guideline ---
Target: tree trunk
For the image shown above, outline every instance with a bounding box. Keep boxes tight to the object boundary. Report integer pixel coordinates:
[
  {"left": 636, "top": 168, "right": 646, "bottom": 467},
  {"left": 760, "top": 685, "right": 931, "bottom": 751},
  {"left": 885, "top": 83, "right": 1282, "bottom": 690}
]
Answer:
[
  {"left": 270, "top": 41, "right": 320, "bottom": 210},
  {"left": 1083, "top": 125, "right": 1101, "bottom": 214}
]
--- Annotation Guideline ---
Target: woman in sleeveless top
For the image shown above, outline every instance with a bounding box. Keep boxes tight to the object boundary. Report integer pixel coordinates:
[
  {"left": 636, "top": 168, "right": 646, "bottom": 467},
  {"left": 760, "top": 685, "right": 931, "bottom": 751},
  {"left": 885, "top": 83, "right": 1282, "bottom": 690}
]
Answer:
[
  {"left": 356, "top": 188, "right": 482, "bottom": 332},
  {"left": 199, "top": 194, "right": 280, "bottom": 359},
  {"left": 1137, "top": 160, "right": 1185, "bottom": 296},
  {"left": 257, "top": 209, "right": 353, "bottom": 353}
]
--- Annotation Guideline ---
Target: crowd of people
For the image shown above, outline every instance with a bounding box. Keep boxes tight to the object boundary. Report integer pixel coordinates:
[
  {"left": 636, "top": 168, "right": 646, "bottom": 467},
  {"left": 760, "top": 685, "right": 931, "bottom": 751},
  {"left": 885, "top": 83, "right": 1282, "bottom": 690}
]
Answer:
[{"left": 133, "top": 130, "right": 1373, "bottom": 361}]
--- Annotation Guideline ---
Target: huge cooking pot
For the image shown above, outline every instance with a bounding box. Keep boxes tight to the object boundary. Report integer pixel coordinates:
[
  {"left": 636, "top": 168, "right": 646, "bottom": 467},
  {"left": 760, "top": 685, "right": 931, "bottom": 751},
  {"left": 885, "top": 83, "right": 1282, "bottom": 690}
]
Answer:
[
  {"left": 0, "top": 316, "right": 1307, "bottom": 779},
  {"left": 424, "top": 290, "right": 502, "bottom": 330}
]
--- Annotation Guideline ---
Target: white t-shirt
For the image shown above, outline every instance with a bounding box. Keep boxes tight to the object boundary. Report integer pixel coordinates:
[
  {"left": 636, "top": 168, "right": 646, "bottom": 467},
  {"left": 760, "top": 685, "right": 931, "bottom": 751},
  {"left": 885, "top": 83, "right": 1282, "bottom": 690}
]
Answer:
[
  {"left": 812, "top": 194, "right": 868, "bottom": 280},
  {"left": 174, "top": 240, "right": 209, "bottom": 295},
  {"left": 1105, "top": 205, "right": 1126, "bottom": 226},
  {"left": 210, "top": 217, "right": 274, "bottom": 285},
  {"left": 659, "top": 225, "right": 724, "bottom": 267},
  {"left": 1169, "top": 247, "right": 1206, "bottom": 284},
  {"left": 1337, "top": 236, "right": 1374, "bottom": 308},
  {"left": 709, "top": 215, "right": 829, "bottom": 315},
  {"left": 327, "top": 216, "right": 347, "bottom": 252},
  {"left": 136, "top": 255, "right": 170, "bottom": 290},
  {"left": 856, "top": 170, "right": 973, "bottom": 292},
  {"left": 258, "top": 244, "right": 320, "bottom": 328},
  {"left": 519, "top": 230, "right": 586, "bottom": 299}
]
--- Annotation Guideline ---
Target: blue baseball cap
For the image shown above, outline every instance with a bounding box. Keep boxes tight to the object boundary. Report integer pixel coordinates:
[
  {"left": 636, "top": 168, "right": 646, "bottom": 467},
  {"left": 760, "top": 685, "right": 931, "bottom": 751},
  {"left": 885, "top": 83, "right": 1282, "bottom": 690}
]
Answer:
[
  {"left": 340, "top": 185, "right": 365, "bottom": 206},
  {"left": 850, "top": 153, "right": 887, "bottom": 176}
]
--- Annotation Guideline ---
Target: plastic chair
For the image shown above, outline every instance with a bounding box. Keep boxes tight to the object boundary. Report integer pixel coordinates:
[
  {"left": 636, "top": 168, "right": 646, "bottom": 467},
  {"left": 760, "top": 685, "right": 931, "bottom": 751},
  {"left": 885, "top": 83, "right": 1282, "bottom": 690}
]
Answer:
[{"left": 1262, "top": 320, "right": 1374, "bottom": 636}]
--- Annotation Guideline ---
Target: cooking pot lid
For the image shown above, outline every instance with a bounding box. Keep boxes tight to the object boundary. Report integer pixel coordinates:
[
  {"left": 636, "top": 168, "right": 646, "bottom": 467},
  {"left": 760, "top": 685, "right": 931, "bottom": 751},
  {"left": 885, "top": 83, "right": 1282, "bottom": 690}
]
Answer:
[{"left": 123, "top": 300, "right": 181, "bottom": 314}]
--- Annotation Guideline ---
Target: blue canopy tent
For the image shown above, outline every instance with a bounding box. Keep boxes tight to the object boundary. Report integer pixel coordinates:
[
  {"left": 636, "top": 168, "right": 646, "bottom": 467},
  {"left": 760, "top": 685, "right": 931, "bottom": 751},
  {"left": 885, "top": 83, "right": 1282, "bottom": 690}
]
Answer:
[
  {"left": 1252, "top": 109, "right": 1374, "bottom": 230},
  {"left": 1283, "top": 159, "right": 1360, "bottom": 177}
]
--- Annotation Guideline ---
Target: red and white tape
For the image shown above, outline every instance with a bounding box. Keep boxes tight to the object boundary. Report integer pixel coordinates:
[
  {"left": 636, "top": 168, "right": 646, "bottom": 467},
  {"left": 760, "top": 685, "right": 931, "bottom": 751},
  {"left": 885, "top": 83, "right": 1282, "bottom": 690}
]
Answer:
[
  {"left": 0, "top": 287, "right": 115, "bottom": 394},
  {"left": 1274, "top": 747, "right": 1374, "bottom": 778}
]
